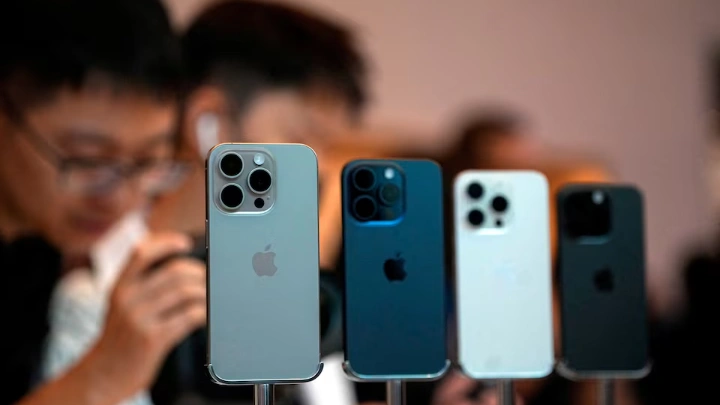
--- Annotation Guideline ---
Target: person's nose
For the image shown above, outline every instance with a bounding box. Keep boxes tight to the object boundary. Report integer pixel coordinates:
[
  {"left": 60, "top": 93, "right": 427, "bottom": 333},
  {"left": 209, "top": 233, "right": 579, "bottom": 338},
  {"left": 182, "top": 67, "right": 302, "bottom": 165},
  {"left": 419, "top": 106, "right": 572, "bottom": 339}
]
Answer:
[{"left": 85, "top": 177, "right": 147, "bottom": 215}]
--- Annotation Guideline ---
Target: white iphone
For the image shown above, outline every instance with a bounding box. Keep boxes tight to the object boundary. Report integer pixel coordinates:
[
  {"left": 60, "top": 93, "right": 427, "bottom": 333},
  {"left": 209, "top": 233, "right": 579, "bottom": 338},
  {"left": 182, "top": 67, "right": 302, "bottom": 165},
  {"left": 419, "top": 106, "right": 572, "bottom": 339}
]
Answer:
[{"left": 454, "top": 170, "right": 554, "bottom": 379}]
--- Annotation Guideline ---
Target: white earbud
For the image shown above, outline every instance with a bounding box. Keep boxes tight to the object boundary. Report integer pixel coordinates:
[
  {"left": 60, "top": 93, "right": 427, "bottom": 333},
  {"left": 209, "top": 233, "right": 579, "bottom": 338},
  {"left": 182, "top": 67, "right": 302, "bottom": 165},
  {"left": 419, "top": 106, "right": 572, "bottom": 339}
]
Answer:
[{"left": 196, "top": 113, "right": 220, "bottom": 160}]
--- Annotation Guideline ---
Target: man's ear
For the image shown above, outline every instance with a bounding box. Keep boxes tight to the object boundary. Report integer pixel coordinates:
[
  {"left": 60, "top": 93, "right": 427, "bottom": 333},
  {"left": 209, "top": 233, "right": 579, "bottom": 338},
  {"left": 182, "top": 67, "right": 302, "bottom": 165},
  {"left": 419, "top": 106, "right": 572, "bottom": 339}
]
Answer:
[{"left": 183, "top": 86, "right": 232, "bottom": 161}]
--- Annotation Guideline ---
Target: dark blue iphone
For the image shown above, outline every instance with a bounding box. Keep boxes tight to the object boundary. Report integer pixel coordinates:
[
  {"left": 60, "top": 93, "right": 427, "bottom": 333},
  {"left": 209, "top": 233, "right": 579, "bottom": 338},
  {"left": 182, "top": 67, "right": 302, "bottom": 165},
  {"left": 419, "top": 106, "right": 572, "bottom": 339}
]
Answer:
[{"left": 341, "top": 159, "right": 449, "bottom": 380}]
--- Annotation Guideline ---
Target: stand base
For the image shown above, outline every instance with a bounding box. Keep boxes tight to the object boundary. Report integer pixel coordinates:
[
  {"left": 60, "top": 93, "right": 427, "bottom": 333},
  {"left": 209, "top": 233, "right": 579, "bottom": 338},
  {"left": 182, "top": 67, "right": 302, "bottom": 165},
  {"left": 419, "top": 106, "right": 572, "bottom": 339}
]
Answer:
[
  {"left": 254, "top": 384, "right": 274, "bottom": 405},
  {"left": 386, "top": 380, "right": 405, "bottom": 405},
  {"left": 498, "top": 380, "right": 514, "bottom": 405},
  {"left": 597, "top": 379, "right": 614, "bottom": 405}
]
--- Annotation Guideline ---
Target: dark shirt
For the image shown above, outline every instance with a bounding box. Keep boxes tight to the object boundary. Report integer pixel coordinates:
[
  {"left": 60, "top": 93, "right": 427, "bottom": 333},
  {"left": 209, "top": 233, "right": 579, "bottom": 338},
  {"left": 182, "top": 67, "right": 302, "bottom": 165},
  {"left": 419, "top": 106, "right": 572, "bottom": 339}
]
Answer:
[
  {"left": 0, "top": 236, "right": 62, "bottom": 405},
  {"left": 0, "top": 235, "right": 227, "bottom": 405},
  {"left": 634, "top": 251, "right": 720, "bottom": 405}
]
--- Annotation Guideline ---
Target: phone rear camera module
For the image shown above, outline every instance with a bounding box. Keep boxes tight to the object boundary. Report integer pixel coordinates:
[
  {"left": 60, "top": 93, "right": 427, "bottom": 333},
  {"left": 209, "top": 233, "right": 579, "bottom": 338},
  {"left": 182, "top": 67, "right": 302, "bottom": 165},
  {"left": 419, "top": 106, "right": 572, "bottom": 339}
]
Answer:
[
  {"left": 248, "top": 168, "right": 272, "bottom": 194},
  {"left": 491, "top": 196, "right": 509, "bottom": 212},
  {"left": 220, "top": 184, "right": 244, "bottom": 209},
  {"left": 219, "top": 153, "right": 243, "bottom": 178},
  {"left": 563, "top": 190, "right": 611, "bottom": 238},
  {"left": 467, "top": 182, "right": 484, "bottom": 199},
  {"left": 352, "top": 195, "right": 378, "bottom": 221},
  {"left": 352, "top": 167, "right": 376, "bottom": 191},
  {"left": 378, "top": 183, "right": 401, "bottom": 206},
  {"left": 468, "top": 209, "right": 485, "bottom": 227}
]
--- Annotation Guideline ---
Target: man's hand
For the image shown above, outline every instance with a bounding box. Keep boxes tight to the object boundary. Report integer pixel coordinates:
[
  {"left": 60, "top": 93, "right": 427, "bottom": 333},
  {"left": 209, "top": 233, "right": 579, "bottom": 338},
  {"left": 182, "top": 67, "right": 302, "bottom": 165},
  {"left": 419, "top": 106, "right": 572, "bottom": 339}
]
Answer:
[{"left": 85, "top": 233, "right": 206, "bottom": 403}]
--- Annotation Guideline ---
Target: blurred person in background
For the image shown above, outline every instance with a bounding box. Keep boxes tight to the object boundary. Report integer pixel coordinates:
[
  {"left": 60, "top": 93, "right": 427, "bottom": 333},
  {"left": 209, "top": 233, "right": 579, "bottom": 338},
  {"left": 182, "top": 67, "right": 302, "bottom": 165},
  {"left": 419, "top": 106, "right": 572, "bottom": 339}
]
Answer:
[
  {"left": 631, "top": 67, "right": 720, "bottom": 404},
  {"left": 149, "top": 0, "right": 368, "bottom": 267},
  {"left": 152, "top": 1, "right": 368, "bottom": 403},
  {"left": 633, "top": 241, "right": 720, "bottom": 404},
  {"left": 440, "top": 108, "right": 543, "bottom": 174},
  {"left": 147, "top": 0, "right": 369, "bottom": 296},
  {"left": 37, "top": 1, "right": 369, "bottom": 404},
  {"left": 0, "top": 1, "right": 207, "bottom": 405}
]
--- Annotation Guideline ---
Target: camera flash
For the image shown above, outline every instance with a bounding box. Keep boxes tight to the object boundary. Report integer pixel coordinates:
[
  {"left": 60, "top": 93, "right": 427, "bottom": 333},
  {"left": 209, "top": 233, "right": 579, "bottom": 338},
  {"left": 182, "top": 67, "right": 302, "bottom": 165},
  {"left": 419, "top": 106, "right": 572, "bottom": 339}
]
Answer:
[
  {"left": 592, "top": 190, "right": 605, "bottom": 204},
  {"left": 384, "top": 168, "right": 395, "bottom": 180},
  {"left": 253, "top": 154, "right": 265, "bottom": 166}
]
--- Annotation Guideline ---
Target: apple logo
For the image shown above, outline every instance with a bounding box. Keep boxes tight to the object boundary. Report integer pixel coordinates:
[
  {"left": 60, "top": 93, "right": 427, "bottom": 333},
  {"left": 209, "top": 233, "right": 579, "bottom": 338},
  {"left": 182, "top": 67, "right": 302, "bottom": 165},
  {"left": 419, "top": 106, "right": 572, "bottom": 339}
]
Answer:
[
  {"left": 494, "top": 262, "right": 519, "bottom": 284},
  {"left": 593, "top": 267, "right": 614, "bottom": 292},
  {"left": 252, "top": 244, "right": 277, "bottom": 277},
  {"left": 383, "top": 252, "right": 407, "bottom": 282}
]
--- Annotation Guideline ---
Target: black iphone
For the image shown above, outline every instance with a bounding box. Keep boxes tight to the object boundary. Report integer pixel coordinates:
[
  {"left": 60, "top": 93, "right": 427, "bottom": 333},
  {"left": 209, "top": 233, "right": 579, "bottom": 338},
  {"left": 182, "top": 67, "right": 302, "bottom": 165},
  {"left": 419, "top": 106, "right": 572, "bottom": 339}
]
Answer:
[{"left": 556, "top": 184, "right": 649, "bottom": 378}]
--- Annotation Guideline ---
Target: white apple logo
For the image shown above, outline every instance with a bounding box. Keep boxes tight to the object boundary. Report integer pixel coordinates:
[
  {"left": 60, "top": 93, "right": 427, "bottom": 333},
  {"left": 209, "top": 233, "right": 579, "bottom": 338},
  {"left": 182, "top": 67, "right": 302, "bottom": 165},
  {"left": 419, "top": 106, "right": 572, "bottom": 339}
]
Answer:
[
  {"left": 493, "top": 261, "right": 520, "bottom": 285},
  {"left": 252, "top": 244, "right": 277, "bottom": 277}
]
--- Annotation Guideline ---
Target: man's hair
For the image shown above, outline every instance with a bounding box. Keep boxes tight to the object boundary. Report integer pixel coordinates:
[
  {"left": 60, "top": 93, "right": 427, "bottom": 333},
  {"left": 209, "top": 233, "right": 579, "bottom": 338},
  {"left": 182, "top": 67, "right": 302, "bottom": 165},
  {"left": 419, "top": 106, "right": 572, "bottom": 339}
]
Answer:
[
  {"left": 182, "top": 0, "right": 368, "bottom": 118},
  {"left": 0, "top": 0, "right": 183, "bottom": 104},
  {"left": 441, "top": 108, "right": 524, "bottom": 172},
  {"left": 454, "top": 109, "right": 522, "bottom": 147}
]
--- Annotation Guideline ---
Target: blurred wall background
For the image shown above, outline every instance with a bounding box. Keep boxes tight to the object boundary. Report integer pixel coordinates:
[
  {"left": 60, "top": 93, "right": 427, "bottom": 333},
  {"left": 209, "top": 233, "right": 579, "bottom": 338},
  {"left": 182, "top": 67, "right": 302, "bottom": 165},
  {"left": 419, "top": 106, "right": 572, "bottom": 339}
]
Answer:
[{"left": 165, "top": 0, "right": 720, "bottom": 313}]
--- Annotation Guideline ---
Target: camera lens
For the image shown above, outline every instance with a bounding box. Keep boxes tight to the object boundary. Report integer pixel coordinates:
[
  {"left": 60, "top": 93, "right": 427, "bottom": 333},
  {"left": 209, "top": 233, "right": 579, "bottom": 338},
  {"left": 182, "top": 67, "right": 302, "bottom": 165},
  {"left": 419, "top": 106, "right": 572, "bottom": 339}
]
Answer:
[
  {"left": 353, "top": 168, "right": 376, "bottom": 191},
  {"left": 352, "top": 196, "right": 377, "bottom": 221},
  {"left": 220, "top": 184, "right": 244, "bottom": 209},
  {"left": 248, "top": 168, "right": 272, "bottom": 194},
  {"left": 379, "top": 183, "right": 401, "bottom": 205},
  {"left": 564, "top": 191, "right": 612, "bottom": 237},
  {"left": 492, "top": 196, "right": 509, "bottom": 212},
  {"left": 219, "top": 153, "right": 243, "bottom": 178},
  {"left": 467, "top": 183, "right": 484, "bottom": 199},
  {"left": 467, "top": 209, "right": 484, "bottom": 226}
]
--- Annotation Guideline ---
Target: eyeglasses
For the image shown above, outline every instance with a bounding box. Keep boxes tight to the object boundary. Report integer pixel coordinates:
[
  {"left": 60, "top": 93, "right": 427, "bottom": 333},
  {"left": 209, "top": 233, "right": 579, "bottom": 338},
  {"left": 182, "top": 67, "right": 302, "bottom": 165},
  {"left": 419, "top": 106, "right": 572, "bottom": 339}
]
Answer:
[{"left": 0, "top": 92, "right": 189, "bottom": 196}]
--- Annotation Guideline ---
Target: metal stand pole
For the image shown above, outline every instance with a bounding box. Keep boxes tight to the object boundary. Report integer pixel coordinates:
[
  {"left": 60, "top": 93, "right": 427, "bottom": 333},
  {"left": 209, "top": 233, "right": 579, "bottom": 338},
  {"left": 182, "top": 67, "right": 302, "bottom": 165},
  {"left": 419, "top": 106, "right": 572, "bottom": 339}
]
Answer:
[
  {"left": 254, "top": 384, "right": 274, "bottom": 405},
  {"left": 597, "top": 379, "right": 614, "bottom": 405},
  {"left": 497, "top": 380, "right": 515, "bottom": 405},
  {"left": 386, "top": 380, "right": 405, "bottom": 405}
]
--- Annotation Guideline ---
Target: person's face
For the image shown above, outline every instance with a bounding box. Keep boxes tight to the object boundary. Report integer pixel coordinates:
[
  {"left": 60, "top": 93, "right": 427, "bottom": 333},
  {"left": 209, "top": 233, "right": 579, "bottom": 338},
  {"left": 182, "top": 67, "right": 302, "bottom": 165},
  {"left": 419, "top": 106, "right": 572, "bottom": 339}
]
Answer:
[
  {"left": 240, "top": 89, "right": 355, "bottom": 158},
  {"left": 0, "top": 85, "right": 178, "bottom": 254}
]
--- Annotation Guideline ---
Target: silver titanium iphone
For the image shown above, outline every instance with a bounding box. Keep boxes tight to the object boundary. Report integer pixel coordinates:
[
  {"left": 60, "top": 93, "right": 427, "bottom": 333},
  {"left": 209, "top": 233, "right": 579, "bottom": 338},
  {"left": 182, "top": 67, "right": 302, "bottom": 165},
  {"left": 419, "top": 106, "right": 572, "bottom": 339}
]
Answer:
[
  {"left": 206, "top": 143, "right": 322, "bottom": 384},
  {"left": 454, "top": 170, "right": 554, "bottom": 379}
]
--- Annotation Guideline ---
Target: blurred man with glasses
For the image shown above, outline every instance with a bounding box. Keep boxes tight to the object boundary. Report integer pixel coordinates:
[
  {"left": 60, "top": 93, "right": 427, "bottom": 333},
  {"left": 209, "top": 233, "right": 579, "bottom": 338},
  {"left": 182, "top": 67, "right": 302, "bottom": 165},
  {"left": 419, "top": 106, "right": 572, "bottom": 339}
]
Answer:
[{"left": 0, "top": 1, "right": 206, "bottom": 405}]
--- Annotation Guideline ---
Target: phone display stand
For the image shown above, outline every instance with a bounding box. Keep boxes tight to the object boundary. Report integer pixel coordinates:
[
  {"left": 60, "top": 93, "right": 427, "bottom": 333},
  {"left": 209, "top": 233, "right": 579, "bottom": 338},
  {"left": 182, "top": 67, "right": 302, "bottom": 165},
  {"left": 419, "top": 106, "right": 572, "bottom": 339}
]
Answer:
[
  {"left": 254, "top": 383, "right": 274, "bottom": 405},
  {"left": 498, "top": 380, "right": 515, "bottom": 405},
  {"left": 597, "top": 379, "right": 614, "bottom": 405},
  {"left": 386, "top": 380, "right": 405, "bottom": 405}
]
